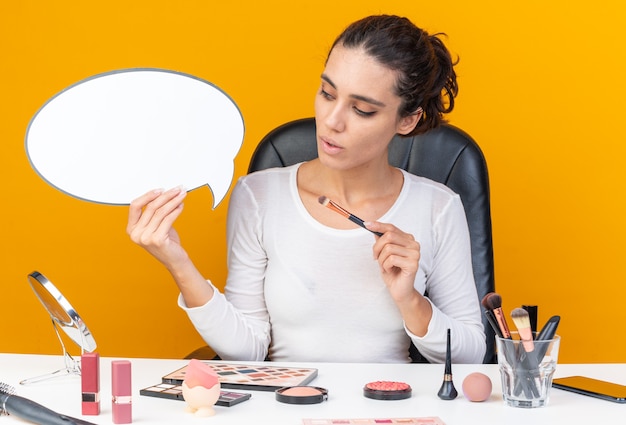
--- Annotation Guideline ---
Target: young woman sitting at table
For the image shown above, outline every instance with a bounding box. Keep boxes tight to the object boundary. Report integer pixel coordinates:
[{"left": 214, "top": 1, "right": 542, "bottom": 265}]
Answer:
[{"left": 127, "top": 14, "right": 486, "bottom": 364}]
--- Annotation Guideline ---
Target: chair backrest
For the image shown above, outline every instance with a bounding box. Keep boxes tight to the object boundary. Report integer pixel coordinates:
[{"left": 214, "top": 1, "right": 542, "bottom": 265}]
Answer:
[{"left": 248, "top": 117, "right": 496, "bottom": 364}]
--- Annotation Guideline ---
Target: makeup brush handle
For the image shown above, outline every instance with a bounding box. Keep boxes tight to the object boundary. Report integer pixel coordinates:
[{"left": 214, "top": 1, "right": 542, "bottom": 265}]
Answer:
[
  {"left": 1, "top": 393, "right": 97, "bottom": 425},
  {"left": 516, "top": 345, "right": 541, "bottom": 398},
  {"left": 533, "top": 315, "right": 560, "bottom": 364},
  {"left": 484, "top": 311, "right": 503, "bottom": 338},
  {"left": 499, "top": 338, "right": 530, "bottom": 397},
  {"left": 348, "top": 215, "right": 383, "bottom": 237}
]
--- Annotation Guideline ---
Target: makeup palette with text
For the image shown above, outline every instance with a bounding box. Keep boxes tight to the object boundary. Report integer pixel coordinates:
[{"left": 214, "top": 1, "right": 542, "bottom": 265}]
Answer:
[
  {"left": 162, "top": 362, "right": 318, "bottom": 391},
  {"left": 302, "top": 418, "right": 446, "bottom": 425}
]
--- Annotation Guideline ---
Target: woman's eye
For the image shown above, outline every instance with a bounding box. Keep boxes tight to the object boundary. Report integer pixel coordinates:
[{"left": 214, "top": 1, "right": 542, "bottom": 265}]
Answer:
[
  {"left": 319, "top": 88, "right": 334, "bottom": 100},
  {"left": 354, "top": 107, "right": 376, "bottom": 117}
]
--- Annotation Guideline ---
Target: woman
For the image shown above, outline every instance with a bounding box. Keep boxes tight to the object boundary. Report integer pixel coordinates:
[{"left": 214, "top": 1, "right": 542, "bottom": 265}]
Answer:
[{"left": 127, "top": 15, "right": 486, "bottom": 363}]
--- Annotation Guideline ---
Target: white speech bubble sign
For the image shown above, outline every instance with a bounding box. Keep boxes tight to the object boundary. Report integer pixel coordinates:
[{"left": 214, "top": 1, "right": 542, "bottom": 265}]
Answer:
[{"left": 25, "top": 68, "right": 244, "bottom": 208}]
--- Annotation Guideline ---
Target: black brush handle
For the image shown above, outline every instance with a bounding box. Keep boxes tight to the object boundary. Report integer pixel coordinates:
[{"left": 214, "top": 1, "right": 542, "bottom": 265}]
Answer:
[
  {"left": 347, "top": 215, "right": 384, "bottom": 237},
  {"left": 531, "top": 315, "right": 561, "bottom": 365},
  {"left": 536, "top": 315, "right": 560, "bottom": 342},
  {"left": 0, "top": 393, "right": 97, "bottom": 425}
]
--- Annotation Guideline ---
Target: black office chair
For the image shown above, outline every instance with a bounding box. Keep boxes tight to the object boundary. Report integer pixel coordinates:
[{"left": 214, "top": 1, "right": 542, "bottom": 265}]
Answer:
[{"left": 186, "top": 117, "right": 496, "bottom": 364}]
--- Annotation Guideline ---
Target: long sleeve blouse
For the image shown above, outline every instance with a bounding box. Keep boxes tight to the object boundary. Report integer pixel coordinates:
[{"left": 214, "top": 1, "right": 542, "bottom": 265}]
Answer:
[{"left": 179, "top": 164, "right": 486, "bottom": 363}]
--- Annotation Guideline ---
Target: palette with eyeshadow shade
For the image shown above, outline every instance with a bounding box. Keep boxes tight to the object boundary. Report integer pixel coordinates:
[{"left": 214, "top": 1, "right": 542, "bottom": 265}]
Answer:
[
  {"left": 162, "top": 362, "right": 319, "bottom": 391},
  {"left": 140, "top": 383, "right": 251, "bottom": 407},
  {"left": 302, "top": 418, "right": 446, "bottom": 425}
]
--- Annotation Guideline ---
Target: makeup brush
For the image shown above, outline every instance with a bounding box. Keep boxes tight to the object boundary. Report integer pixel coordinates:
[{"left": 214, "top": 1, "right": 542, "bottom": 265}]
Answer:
[
  {"left": 318, "top": 196, "right": 383, "bottom": 237},
  {"left": 437, "top": 328, "right": 458, "bottom": 400},
  {"left": 481, "top": 293, "right": 512, "bottom": 339},
  {"left": 482, "top": 293, "right": 530, "bottom": 397},
  {"left": 534, "top": 315, "right": 561, "bottom": 363},
  {"left": 536, "top": 315, "right": 560, "bottom": 342},
  {"left": 511, "top": 308, "right": 535, "bottom": 352},
  {"left": 0, "top": 382, "right": 97, "bottom": 425},
  {"left": 522, "top": 305, "right": 538, "bottom": 336},
  {"left": 511, "top": 308, "right": 544, "bottom": 398},
  {"left": 483, "top": 309, "right": 503, "bottom": 338}
]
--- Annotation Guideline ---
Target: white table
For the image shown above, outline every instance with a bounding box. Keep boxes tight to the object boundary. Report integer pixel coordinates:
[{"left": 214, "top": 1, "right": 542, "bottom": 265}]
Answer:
[{"left": 1, "top": 354, "right": 624, "bottom": 424}]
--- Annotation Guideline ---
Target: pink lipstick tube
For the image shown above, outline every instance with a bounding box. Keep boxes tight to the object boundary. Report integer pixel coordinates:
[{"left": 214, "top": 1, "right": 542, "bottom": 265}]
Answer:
[
  {"left": 112, "top": 360, "right": 132, "bottom": 424},
  {"left": 81, "top": 352, "right": 100, "bottom": 415}
]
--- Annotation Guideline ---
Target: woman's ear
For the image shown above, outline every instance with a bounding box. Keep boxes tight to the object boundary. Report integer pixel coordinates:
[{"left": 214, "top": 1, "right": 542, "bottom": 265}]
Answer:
[{"left": 397, "top": 107, "right": 423, "bottom": 135}]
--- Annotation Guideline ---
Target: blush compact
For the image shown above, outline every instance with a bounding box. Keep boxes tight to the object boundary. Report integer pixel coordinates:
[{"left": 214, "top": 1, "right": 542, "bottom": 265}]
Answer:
[
  {"left": 363, "top": 381, "right": 412, "bottom": 400},
  {"left": 275, "top": 386, "right": 329, "bottom": 405}
]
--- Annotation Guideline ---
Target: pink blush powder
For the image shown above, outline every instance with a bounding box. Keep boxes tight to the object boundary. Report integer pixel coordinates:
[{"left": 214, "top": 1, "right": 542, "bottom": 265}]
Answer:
[
  {"left": 275, "top": 386, "right": 329, "bottom": 404},
  {"left": 363, "top": 381, "right": 412, "bottom": 400},
  {"left": 365, "top": 381, "right": 411, "bottom": 391},
  {"left": 280, "top": 386, "right": 323, "bottom": 396}
]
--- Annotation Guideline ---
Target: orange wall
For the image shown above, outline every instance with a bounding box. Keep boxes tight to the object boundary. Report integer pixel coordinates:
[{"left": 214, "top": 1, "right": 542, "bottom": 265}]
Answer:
[{"left": 2, "top": 1, "right": 625, "bottom": 363}]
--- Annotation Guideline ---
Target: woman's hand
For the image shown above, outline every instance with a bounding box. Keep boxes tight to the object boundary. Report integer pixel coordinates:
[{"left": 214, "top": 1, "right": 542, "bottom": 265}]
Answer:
[
  {"left": 127, "top": 187, "right": 188, "bottom": 269},
  {"left": 366, "top": 221, "right": 432, "bottom": 336}
]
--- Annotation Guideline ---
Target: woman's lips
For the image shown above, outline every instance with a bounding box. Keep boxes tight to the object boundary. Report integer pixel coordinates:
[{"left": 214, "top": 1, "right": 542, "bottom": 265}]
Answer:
[{"left": 320, "top": 136, "right": 343, "bottom": 154}]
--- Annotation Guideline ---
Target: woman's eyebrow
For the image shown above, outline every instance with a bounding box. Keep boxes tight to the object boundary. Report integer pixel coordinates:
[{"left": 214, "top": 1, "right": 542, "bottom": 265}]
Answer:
[{"left": 321, "top": 73, "right": 386, "bottom": 107}]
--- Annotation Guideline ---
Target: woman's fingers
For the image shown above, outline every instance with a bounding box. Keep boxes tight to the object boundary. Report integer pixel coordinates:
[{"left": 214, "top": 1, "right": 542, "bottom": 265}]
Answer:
[
  {"left": 127, "top": 187, "right": 186, "bottom": 242},
  {"left": 378, "top": 244, "right": 420, "bottom": 274},
  {"left": 127, "top": 189, "right": 163, "bottom": 232}
]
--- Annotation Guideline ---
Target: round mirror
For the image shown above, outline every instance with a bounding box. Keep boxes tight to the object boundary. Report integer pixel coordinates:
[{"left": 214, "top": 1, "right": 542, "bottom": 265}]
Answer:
[{"left": 28, "top": 271, "right": 97, "bottom": 352}]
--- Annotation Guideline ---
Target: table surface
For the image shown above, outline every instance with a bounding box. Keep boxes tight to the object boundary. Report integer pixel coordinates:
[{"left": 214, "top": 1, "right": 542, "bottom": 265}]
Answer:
[{"left": 1, "top": 353, "right": 624, "bottom": 425}]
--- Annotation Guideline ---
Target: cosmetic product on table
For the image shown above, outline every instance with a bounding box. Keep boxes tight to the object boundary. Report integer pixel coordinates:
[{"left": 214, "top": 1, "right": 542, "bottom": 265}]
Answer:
[
  {"left": 302, "top": 418, "right": 446, "bottom": 425},
  {"left": 275, "top": 386, "right": 329, "bottom": 405},
  {"left": 497, "top": 332, "right": 560, "bottom": 408},
  {"left": 461, "top": 372, "right": 492, "bottom": 402},
  {"left": 437, "top": 328, "right": 458, "bottom": 400},
  {"left": 181, "top": 359, "right": 221, "bottom": 417},
  {"left": 81, "top": 352, "right": 100, "bottom": 415},
  {"left": 140, "top": 383, "right": 251, "bottom": 407},
  {"left": 0, "top": 382, "right": 97, "bottom": 425},
  {"left": 482, "top": 292, "right": 533, "bottom": 398},
  {"left": 112, "top": 360, "right": 132, "bottom": 424},
  {"left": 497, "top": 309, "right": 562, "bottom": 409},
  {"left": 363, "top": 381, "right": 412, "bottom": 401},
  {"left": 162, "top": 362, "right": 318, "bottom": 392}
]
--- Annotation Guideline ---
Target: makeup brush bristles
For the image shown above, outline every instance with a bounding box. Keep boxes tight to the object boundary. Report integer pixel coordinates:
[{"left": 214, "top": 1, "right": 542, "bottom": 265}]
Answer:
[
  {"left": 481, "top": 292, "right": 502, "bottom": 311},
  {"left": 511, "top": 307, "right": 535, "bottom": 352},
  {"left": 0, "top": 382, "right": 15, "bottom": 395},
  {"left": 318, "top": 195, "right": 330, "bottom": 207},
  {"left": 318, "top": 195, "right": 350, "bottom": 218},
  {"left": 0, "top": 382, "right": 15, "bottom": 415},
  {"left": 481, "top": 292, "right": 512, "bottom": 338}
]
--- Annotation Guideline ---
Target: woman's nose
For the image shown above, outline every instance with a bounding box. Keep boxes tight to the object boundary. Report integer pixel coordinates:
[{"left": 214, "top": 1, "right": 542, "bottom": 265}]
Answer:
[{"left": 323, "top": 103, "right": 346, "bottom": 133}]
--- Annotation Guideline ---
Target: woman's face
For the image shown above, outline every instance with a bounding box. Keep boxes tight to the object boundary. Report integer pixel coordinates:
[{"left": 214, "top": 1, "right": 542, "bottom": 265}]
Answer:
[{"left": 314, "top": 45, "right": 418, "bottom": 172}]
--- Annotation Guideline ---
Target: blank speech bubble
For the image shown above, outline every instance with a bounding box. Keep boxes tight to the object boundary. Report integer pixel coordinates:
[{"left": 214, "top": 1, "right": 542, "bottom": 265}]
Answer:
[{"left": 25, "top": 68, "right": 244, "bottom": 208}]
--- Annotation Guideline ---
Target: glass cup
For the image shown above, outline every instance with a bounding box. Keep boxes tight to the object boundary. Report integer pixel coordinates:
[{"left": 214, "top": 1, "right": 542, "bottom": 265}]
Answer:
[{"left": 496, "top": 332, "right": 560, "bottom": 408}]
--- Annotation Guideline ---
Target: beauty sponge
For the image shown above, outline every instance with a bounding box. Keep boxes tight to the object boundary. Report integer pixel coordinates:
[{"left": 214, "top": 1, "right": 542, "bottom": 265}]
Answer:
[
  {"left": 183, "top": 359, "right": 219, "bottom": 389},
  {"left": 462, "top": 372, "right": 492, "bottom": 402}
]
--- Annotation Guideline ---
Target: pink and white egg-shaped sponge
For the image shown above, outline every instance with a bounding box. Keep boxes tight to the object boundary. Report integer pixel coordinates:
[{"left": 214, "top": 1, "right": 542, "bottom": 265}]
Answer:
[{"left": 182, "top": 359, "right": 221, "bottom": 416}]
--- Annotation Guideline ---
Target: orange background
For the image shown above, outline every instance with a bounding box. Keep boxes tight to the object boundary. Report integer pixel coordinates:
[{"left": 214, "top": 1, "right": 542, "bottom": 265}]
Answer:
[{"left": 1, "top": 1, "right": 625, "bottom": 363}]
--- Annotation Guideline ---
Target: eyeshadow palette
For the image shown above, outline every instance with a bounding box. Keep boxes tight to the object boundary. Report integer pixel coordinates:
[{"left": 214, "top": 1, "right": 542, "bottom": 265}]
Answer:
[
  {"left": 302, "top": 418, "right": 446, "bottom": 425},
  {"left": 140, "top": 383, "right": 251, "bottom": 407},
  {"left": 162, "top": 362, "right": 318, "bottom": 392}
]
